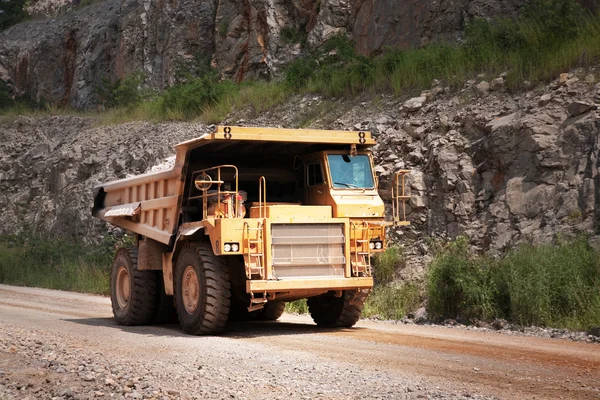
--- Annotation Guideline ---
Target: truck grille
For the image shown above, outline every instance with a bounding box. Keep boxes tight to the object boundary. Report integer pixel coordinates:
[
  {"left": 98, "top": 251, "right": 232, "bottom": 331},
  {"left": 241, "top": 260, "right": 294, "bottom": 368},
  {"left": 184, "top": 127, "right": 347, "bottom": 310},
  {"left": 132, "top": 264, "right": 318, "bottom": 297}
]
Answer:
[{"left": 271, "top": 224, "right": 345, "bottom": 278}]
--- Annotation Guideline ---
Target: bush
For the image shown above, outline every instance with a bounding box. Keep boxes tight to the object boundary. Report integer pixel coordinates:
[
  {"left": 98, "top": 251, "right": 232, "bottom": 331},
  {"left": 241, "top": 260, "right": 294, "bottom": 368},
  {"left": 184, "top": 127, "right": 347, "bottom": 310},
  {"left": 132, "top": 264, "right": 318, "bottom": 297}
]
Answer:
[
  {"left": 372, "top": 245, "right": 403, "bottom": 285},
  {"left": 285, "top": 299, "right": 308, "bottom": 314},
  {"left": 426, "top": 236, "right": 600, "bottom": 331},
  {"left": 497, "top": 237, "right": 600, "bottom": 329},
  {"left": 363, "top": 284, "right": 422, "bottom": 320},
  {"left": 0, "top": 80, "right": 14, "bottom": 110},
  {"left": 111, "top": 71, "right": 146, "bottom": 107},
  {"left": 0, "top": 0, "right": 27, "bottom": 31},
  {"left": 426, "top": 237, "right": 499, "bottom": 321},
  {"left": 0, "top": 231, "right": 119, "bottom": 295}
]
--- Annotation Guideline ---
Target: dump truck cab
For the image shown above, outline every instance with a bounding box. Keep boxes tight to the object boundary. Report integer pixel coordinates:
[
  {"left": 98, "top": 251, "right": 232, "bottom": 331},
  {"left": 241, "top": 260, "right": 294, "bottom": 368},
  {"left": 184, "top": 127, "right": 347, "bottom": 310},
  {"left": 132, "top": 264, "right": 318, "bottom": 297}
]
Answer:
[{"left": 92, "top": 126, "right": 409, "bottom": 335}]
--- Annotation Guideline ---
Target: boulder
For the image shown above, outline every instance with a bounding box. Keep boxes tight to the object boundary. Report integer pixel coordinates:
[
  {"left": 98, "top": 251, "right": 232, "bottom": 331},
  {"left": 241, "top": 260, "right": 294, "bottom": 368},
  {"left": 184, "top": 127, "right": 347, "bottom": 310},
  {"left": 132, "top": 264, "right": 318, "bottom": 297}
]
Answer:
[
  {"left": 490, "top": 78, "right": 504, "bottom": 91},
  {"left": 567, "top": 101, "right": 595, "bottom": 117},
  {"left": 539, "top": 94, "right": 552, "bottom": 106},
  {"left": 476, "top": 80, "right": 490, "bottom": 95},
  {"left": 403, "top": 96, "right": 427, "bottom": 112}
]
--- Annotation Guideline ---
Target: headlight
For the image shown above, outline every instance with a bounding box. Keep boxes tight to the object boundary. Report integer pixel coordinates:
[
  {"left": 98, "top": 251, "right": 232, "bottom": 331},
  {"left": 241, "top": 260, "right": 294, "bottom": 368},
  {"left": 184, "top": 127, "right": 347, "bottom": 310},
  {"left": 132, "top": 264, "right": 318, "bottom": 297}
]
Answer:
[
  {"left": 369, "top": 242, "right": 375, "bottom": 250},
  {"left": 375, "top": 241, "right": 383, "bottom": 250},
  {"left": 224, "top": 243, "right": 239, "bottom": 252}
]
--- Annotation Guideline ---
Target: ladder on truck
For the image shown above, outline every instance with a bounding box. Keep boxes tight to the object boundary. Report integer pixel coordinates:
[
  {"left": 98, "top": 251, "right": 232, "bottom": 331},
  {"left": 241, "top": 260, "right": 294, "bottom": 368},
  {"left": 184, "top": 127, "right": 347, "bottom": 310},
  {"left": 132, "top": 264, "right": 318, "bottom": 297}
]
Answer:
[
  {"left": 392, "top": 170, "right": 411, "bottom": 226},
  {"left": 243, "top": 176, "right": 268, "bottom": 311},
  {"left": 244, "top": 220, "right": 265, "bottom": 279},
  {"left": 351, "top": 221, "right": 372, "bottom": 277}
]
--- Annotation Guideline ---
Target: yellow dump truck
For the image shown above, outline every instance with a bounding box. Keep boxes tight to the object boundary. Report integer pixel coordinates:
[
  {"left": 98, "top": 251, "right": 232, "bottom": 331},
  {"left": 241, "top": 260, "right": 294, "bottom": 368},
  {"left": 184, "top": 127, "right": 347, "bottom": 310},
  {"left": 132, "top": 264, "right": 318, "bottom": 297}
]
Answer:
[{"left": 92, "top": 126, "right": 409, "bottom": 335}]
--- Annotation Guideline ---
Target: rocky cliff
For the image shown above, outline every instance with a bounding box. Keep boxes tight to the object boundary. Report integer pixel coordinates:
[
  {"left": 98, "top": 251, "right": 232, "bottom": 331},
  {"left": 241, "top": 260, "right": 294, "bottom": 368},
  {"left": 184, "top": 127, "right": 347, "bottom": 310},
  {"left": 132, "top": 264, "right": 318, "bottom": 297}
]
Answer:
[
  {"left": 1, "top": 67, "right": 599, "bottom": 280},
  {"left": 0, "top": 0, "right": 527, "bottom": 109}
]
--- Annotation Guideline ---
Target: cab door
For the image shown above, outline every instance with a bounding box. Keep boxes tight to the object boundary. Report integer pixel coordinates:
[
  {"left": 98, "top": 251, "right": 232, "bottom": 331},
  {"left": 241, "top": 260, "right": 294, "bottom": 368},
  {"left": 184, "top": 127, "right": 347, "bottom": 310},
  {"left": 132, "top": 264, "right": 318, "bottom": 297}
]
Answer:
[{"left": 304, "top": 158, "right": 329, "bottom": 206}]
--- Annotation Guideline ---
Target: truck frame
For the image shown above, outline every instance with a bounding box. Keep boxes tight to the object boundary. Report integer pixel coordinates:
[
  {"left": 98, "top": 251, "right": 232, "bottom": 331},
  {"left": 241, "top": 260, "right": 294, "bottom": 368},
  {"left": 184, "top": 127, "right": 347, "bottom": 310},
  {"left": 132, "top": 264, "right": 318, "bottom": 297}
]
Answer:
[{"left": 92, "top": 125, "right": 409, "bottom": 335}]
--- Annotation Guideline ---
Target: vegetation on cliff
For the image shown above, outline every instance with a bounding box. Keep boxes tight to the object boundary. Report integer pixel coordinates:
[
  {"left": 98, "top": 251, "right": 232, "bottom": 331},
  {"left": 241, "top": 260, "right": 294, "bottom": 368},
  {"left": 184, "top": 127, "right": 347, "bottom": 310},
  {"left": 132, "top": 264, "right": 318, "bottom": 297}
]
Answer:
[
  {"left": 0, "top": 0, "right": 27, "bottom": 31},
  {"left": 87, "top": 0, "right": 600, "bottom": 125}
]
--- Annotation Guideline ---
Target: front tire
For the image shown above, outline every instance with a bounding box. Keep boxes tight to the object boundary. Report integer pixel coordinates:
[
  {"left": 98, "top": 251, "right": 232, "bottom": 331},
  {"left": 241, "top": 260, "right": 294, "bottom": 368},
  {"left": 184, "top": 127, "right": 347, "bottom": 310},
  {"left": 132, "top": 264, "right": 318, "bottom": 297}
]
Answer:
[
  {"left": 110, "top": 247, "right": 158, "bottom": 326},
  {"left": 174, "top": 242, "right": 231, "bottom": 335},
  {"left": 307, "top": 291, "right": 363, "bottom": 328}
]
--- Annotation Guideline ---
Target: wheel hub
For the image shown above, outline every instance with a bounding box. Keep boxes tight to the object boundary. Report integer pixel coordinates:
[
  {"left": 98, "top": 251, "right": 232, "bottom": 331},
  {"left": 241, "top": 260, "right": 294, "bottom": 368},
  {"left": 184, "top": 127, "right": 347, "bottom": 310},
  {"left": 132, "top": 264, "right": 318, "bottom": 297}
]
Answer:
[
  {"left": 182, "top": 265, "right": 200, "bottom": 314},
  {"left": 115, "top": 266, "right": 130, "bottom": 309}
]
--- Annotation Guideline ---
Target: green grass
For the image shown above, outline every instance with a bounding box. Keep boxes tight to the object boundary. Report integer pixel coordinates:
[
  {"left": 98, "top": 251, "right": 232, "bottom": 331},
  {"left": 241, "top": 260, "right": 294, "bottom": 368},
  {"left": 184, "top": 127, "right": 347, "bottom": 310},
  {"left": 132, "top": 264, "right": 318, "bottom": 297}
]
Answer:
[
  {"left": 5, "top": 0, "right": 598, "bottom": 124},
  {"left": 0, "top": 232, "right": 118, "bottom": 295},
  {"left": 285, "top": 299, "right": 308, "bottom": 314},
  {"left": 372, "top": 245, "right": 404, "bottom": 285},
  {"left": 427, "top": 236, "right": 600, "bottom": 331},
  {"left": 363, "top": 284, "right": 422, "bottom": 320}
]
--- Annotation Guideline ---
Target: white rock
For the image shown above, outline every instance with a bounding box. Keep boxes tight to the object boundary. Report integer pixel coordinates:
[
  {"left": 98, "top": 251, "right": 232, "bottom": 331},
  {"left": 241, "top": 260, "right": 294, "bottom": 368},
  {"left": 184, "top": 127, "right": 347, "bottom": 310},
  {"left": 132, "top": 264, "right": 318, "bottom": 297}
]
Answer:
[{"left": 402, "top": 96, "right": 427, "bottom": 112}]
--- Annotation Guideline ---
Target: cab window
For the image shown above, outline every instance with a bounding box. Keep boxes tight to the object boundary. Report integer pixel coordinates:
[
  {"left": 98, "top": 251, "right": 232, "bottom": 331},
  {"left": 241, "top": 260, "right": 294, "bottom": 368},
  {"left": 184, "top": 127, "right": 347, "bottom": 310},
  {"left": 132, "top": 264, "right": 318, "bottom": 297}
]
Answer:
[
  {"left": 307, "top": 162, "right": 324, "bottom": 186},
  {"left": 327, "top": 154, "right": 374, "bottom": 189}
]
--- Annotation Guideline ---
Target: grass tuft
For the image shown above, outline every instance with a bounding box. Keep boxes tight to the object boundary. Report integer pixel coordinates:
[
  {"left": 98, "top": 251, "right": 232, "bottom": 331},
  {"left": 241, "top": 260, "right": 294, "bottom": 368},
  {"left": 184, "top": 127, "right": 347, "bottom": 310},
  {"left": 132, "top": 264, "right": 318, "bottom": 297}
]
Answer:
[
  {"left": 372, "top": 245, "right": 404, "bottom": 285},
  {"left": 363, "top": 284, "right": 422, "bottom": 320},
  {"left": 285, "top": 299, "right": 308, "bottom": 314}
]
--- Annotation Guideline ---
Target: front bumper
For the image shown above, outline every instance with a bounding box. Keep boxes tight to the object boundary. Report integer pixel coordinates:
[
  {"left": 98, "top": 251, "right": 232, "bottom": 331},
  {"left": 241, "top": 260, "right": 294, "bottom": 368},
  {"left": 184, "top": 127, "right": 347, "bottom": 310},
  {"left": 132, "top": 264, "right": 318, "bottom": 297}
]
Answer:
[{"left": 246, "top": 276, "right": 373, "bottom": 292}]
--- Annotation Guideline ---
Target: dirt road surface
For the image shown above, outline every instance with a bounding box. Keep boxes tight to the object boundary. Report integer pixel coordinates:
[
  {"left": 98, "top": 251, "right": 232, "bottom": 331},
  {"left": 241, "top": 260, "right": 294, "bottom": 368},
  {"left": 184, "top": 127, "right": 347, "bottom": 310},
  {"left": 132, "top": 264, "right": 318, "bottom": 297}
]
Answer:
[{"left": 0, "top": 284, "right": 598, "bottom": 400}]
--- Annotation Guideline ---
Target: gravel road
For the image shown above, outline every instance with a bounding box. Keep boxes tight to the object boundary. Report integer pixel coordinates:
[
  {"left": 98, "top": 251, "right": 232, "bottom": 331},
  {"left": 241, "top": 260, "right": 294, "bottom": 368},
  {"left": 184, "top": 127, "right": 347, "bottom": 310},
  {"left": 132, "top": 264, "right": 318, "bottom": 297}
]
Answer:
[{"left": 0, "top": 284, "right": 598, "bottom": 400}]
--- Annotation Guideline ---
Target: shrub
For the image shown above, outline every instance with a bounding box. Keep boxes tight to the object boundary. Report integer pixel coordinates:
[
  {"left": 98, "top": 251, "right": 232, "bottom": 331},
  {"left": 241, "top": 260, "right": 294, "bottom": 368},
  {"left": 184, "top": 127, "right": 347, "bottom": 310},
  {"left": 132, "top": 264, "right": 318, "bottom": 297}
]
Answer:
[
  {"left": 426, "top": 236, "right": 499, "bottom": 321},
  {"left": 363, "top": 284, "right": 422, "bottom": 320},
  {"left": 372, "top": 245, "right": 403, "bottom": 285},
  {"left": 426, "top": 235, "right": 600, "bottom": 331},
  {"left": 285, "top": 299, "right": 308, "bottom": 314},
  {"left": 0, "top": 0, "right": 27, "bottom": 31},
  {"left": 497, "top": 237, "right": 600, "bottom": 329},
  {"left": 0, "top": 80, "right": 14, "bottom": 110},
  {"left": 111, "top": 71, "right": 146, "bottom": 107},
  {"left": 0, "top": 231, "right": 117, "bottom": 295},
  {"left": 158, "top": 69, "right": 227, "bottom": 120}
]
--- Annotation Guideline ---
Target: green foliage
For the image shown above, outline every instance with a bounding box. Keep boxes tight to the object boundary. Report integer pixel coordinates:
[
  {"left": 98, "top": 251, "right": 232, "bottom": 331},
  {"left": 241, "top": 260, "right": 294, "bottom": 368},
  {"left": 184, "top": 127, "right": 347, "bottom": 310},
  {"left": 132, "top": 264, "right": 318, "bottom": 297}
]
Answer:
[
  {"left": 497, "top": 237, "right": 600, "bottom": 329},
  {"left": 0, "top": 80, "right": 14, "bottom": 110},
  {"left": 280, "top": 26, "right": 306, "bottom": 45},
  {"left": 110, "top": 71, "right": 146, "bottom": 107},
  {"left": 363, "top": 284, "right": 422, "bottom": 320},
  {"left": 0, "top": 0, "right": 27, "bottom": 31},
  {"left": 426, "top": 237, "right": 500, "bottom": 321},
  {"left": 218, "top": 20, "right": 228, "bottom": 38},
  {"left": 0, "top": 231, "right": 118, "bottom": 295},
  {"left": 426, "top": 236, "right": 600, "bottom": 331},
  {"left": 158, "top": 69, "right": 227, "bottom": 120},
  {"left": 372, "top": 245, "right": 403, "bottom": 285},
  {"left": 284, "top": 35, "right": 376, "bottom": 97},
  {"left": 285, "top": 299, "right": 308, "bottom": 314}
]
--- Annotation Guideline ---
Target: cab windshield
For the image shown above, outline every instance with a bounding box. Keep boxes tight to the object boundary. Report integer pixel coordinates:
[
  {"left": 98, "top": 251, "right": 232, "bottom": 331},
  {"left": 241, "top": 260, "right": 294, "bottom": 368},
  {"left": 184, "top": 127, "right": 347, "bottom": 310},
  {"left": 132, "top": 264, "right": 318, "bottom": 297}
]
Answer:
[{"left": 327, "top": 154, "right": 375, "bottom": 189}]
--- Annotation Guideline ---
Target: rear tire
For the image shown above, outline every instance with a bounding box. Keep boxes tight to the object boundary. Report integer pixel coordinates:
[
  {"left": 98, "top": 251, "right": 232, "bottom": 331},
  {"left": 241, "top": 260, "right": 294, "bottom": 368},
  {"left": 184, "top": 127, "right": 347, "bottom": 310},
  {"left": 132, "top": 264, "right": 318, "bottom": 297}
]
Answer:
[
  {"left": 307, "top": 291, "right": 363, "bottom": 328},
  {"left": 153, "top": 272, "right": 178, "bottom": 324},
  {"left": 110, "top": 247, "right": 158, "bottom": 326},
  {"left": 259, "top": 302, "right": 285, "bottom": 321},
  {"left": 174, "top": 242, "right": 231, "bottom": 335}
]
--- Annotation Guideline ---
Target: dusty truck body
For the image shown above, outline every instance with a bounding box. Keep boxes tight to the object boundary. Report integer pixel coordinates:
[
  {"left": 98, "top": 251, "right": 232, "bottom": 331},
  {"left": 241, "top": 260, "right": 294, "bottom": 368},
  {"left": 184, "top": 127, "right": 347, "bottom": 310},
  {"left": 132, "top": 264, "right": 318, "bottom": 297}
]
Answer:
[{"left": 92, "top": 126, "right": 409, "bottom": 335}]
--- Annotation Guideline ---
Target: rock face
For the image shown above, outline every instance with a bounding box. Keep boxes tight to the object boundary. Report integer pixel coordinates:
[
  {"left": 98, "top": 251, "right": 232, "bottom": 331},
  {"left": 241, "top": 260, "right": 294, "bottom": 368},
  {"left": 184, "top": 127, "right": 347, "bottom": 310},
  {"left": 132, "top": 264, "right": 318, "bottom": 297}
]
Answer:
[
  {"left": 0, "top": 116, "right": 201, "bottom": 240},
  {"left": 0, "top": 0, "right": 529, "bottom": 109}
]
